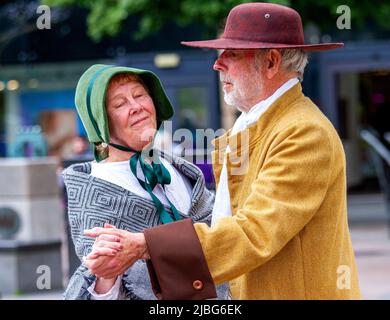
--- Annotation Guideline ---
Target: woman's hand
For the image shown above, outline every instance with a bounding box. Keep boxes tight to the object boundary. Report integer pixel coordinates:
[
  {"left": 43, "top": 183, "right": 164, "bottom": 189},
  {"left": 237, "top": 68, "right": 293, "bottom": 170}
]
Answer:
[
  {"left": 82, "top": 224, "right": 124, "bottom": 280},
  {"left": 83, "top": 223, "right": 150, "bottom": 279},
  {"left": 87, "top": 224, "right": 124, "bottom": 259}
]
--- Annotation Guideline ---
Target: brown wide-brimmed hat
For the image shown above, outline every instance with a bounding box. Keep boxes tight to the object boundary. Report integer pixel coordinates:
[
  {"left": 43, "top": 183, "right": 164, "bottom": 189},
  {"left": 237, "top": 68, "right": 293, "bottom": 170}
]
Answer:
[{"left": 182, "top": 2, "right": 343, "bottom": 51}]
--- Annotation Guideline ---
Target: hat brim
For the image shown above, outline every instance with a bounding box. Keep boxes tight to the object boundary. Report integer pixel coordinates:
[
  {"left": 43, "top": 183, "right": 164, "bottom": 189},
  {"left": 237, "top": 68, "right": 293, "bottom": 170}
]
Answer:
[{"left": 181, "top": 38, "right": 343, "bottom": 51}]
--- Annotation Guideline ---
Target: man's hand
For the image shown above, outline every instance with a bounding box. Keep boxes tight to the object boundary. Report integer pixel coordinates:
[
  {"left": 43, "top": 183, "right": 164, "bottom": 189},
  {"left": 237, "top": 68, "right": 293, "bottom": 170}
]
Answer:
[{"left": 83, "top": 224, "right": 150, "bottom": 279}]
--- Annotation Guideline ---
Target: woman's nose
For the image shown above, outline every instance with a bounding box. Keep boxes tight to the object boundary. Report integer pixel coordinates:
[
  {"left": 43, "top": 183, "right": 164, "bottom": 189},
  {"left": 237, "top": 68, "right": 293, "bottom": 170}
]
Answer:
[{"left": 128, "top": 100, "right": 143, "bottom": 115}]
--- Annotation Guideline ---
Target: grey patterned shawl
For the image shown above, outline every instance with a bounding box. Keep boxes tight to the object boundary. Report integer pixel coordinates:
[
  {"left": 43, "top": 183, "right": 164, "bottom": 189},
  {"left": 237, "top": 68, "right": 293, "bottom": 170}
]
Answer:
[{"left": 62, "top": 151, "right": 228, "bottom": 300}]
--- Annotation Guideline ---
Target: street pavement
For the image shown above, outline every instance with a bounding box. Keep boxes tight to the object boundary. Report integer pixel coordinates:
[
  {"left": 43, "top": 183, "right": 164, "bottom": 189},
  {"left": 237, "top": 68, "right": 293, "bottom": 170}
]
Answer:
[
  {"left": 351, "top": 223, "right": 390, "bottom": 299},
  {"left": 348, "top": 193, "right": 390, "bottom": 299}
]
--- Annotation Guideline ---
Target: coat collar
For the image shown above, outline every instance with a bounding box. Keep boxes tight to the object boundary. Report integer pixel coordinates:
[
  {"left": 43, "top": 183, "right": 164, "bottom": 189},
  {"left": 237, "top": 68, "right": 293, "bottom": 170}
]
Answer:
[{"left": 212, "top": 82, "right": 304, "bottom": 155}]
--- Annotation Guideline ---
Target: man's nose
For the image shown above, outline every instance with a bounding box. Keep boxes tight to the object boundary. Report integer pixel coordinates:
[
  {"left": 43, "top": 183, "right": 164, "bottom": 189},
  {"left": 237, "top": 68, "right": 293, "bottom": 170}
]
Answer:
[{"left": 213, "top": 56, "right": 226, "bottom": 72}]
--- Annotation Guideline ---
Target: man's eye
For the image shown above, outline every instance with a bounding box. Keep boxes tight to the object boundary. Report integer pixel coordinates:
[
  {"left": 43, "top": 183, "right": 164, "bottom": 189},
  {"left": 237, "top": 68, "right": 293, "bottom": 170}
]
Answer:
[
  {"left": 226, "top": 50, "right": 241, "bottom": 59},
  {"left": 134, "top": 93, "right": 145, "bottom": 98}
]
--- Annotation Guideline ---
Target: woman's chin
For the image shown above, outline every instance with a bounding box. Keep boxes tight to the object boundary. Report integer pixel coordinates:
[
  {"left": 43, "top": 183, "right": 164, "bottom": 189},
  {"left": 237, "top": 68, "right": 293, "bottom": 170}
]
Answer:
[{"left": 125, "top": 135, "right": 155, "bottom": 151}]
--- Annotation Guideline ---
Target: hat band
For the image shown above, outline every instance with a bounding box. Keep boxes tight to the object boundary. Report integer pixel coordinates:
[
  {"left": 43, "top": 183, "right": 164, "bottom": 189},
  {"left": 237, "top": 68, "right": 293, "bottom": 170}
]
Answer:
[{"left": 86, "top": 65, "right": 114, "bottom": 141}]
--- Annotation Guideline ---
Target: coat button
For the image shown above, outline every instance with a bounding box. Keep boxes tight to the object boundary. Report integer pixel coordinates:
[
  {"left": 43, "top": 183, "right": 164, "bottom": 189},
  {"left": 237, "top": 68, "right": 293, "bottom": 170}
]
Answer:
[{"left": 193, "top": 280, "right": 203, "bottom": 290}]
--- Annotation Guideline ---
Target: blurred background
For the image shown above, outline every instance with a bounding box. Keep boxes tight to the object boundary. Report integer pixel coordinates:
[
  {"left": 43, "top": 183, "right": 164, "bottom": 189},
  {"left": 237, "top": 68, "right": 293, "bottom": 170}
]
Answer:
[{"left": 0, "top": 0, "right": 390, "bottom": 299}]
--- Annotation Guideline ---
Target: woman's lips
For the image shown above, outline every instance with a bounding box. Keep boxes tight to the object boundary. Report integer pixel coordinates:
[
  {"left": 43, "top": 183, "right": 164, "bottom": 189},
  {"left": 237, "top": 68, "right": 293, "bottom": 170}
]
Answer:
[{"left": 130, "top": 116, "right": 148, "bottom": 127}]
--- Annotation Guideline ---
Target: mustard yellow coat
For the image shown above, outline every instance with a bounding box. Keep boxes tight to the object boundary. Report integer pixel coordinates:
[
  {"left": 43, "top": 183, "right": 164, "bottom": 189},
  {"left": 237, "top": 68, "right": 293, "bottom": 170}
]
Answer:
[{"left": 194, "top": 83, "right": 361, "bottom": 299}]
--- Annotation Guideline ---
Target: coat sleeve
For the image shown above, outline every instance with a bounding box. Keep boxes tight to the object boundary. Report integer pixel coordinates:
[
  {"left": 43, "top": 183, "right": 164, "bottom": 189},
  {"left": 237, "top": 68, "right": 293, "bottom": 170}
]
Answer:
[
  {"left": 143, "top": 121, "right": 334, "bottom": 296},
  {"left": 144, "top": 218, "right": 217, "bottom": 300},
  {"left": 143, "top": 161, "right": 222, "bottom": 300}
]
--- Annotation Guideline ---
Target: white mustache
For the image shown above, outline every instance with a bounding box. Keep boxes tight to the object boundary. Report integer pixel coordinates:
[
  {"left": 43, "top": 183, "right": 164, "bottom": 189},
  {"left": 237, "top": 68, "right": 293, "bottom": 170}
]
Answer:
[{"left": 219, "top": 73, "right": 233, "bottom": 84}]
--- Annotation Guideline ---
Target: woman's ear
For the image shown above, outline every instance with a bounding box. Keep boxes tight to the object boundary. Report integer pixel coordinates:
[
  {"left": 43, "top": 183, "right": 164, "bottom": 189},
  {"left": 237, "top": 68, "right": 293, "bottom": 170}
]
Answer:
[{"left": 265, "top": 49, "right": 282, "bottom": 80}]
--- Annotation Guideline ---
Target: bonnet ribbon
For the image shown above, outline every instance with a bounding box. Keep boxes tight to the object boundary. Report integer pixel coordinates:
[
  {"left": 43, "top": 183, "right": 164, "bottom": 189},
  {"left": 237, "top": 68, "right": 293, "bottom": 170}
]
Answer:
[{"left": 109, "top": 143, "right": 182, "bottom": 224}]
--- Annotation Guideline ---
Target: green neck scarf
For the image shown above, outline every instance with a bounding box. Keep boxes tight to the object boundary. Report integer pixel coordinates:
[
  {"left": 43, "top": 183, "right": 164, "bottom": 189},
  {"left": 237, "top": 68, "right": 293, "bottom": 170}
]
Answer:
[{"left": 108, "top": 143, "right": 182, "bottom": 224}]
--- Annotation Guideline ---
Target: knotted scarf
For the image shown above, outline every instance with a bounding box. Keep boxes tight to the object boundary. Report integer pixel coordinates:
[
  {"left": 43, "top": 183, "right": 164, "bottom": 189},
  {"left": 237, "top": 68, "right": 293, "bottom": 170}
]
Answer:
[{"left": 109, "top": 143, "right": 182, "bottom": 224}]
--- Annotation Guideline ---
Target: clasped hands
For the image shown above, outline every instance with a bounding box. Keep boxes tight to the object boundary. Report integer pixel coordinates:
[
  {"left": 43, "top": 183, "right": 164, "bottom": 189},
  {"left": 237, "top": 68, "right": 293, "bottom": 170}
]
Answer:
[{"left": 83, "top": 223, "right": 150, "bottom": 279}]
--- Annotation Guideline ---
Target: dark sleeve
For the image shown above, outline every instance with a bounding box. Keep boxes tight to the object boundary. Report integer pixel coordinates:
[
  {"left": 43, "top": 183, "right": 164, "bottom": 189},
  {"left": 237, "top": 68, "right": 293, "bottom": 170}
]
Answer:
[{"left": 144, "top": 218, "right": 217, "bottom": 300}]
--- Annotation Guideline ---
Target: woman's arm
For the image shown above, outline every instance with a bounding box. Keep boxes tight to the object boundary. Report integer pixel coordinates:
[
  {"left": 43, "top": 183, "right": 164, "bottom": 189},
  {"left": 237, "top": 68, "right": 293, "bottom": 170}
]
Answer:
[
  {"left": 88, "top": 276, "right": 122, "bottom": 300},
  {"left": 94, "top": 277, "right": 117, "bottom": 294}
]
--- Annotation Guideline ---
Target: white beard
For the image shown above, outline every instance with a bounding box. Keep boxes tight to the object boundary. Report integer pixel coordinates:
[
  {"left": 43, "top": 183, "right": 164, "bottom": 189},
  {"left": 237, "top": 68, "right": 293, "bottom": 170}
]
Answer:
[
  {"left": 223, "top": 88, "right": 243, "bottom": 110},
  {"left": 221, "top": 68, "right": 263, "bottom": 112}
]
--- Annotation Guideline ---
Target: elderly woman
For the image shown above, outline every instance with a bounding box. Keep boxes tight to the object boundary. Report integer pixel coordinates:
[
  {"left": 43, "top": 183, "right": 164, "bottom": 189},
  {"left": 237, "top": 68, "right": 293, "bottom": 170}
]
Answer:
[{"left": 62, "top": 64, "right": 228, "bottom": 300}]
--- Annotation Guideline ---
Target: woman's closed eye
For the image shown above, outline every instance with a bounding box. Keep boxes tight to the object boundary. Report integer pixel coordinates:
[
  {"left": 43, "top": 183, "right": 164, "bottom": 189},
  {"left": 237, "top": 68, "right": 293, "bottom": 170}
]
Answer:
[
  {"left": 134, "top": 92, "right": 146, "bottom": 99},
  {"left": 113, "top": 99, "right": 126, "bottom": 108}
]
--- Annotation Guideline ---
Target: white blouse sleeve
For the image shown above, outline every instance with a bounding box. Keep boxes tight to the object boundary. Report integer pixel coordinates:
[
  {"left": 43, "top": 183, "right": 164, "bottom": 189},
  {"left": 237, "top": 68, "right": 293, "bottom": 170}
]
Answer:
[{"left": 88, "top": 276, "right": 122, "bottom": 300}]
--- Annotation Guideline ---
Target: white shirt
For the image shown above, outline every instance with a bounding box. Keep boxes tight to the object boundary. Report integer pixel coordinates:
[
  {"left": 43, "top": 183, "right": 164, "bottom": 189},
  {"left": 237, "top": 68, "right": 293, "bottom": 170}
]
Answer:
[
  {"left": 211, "top": 78, "right": 299, "bottom": 226},
  {"left": 90, "top": 157, "right": 193, "bottom": 215},
  {"left": 87, "top": 156, "right": 193, "bottom": 299}
]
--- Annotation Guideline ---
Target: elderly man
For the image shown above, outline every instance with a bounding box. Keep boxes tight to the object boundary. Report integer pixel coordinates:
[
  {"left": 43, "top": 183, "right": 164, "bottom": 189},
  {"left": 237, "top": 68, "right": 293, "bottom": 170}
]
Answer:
[{"left": 83, "top": 2, "right": 361, "bottom": 299}]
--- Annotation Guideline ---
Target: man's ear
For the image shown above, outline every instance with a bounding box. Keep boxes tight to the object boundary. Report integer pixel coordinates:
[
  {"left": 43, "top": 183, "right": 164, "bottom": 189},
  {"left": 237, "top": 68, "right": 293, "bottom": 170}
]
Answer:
[{"left": 264, "top": 49, "right": 282, "bottom": 79}]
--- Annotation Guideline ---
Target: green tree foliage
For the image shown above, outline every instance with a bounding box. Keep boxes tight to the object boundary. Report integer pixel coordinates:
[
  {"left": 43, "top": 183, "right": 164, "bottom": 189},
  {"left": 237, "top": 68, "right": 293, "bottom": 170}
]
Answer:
[{"left": 43, "top": 0, "right": 390, "bottom": 42}]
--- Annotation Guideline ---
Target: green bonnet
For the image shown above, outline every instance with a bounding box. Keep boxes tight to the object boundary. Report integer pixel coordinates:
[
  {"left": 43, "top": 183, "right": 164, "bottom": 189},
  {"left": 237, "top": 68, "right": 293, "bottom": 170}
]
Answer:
[
  {"left": 74, "top": 64, "right": 174, "bottom": 161},
  {"left": 74, "top": 64, "right": 182, "bottom": 224}
]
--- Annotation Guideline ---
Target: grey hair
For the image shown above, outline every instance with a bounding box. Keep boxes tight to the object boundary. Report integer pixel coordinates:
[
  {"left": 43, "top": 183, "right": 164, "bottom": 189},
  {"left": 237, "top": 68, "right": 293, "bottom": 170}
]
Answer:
[
  {"left": 94, "top": 142, "right": 109, "bottom": 160},
  {"left": 254, "top": 49, "right": 309, "bottom": 81}
]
